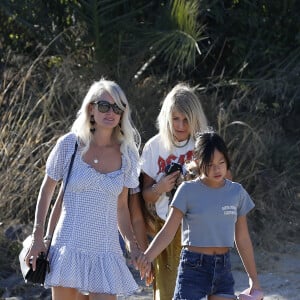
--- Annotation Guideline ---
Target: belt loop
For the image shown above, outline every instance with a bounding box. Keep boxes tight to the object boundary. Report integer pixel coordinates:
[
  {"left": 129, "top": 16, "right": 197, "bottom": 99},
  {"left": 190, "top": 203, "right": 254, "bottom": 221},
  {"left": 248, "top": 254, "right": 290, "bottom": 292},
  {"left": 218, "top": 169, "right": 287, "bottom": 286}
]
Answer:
[
  {"left": 223, "top": 253, "right": 226, "bottom": 267},
  {"left": 200, "top": 253, "right": 203, "bottom": 266}
]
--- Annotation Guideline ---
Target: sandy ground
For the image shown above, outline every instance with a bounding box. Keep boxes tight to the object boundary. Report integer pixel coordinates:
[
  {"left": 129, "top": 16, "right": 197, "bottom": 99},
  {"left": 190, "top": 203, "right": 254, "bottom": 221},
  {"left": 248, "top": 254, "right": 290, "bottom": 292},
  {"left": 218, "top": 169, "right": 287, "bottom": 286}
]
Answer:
[
  {"left": 1, "top": 244, "right": 299, "bottom": 299},
  {"left": 119, "top": 244, "right": 300, "bottom": 300}
]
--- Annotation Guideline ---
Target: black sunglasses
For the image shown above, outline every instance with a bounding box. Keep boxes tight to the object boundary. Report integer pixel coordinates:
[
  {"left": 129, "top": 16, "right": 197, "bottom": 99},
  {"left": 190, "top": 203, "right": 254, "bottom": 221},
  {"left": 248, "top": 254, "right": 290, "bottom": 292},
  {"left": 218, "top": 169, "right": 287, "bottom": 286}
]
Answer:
[{"left": 92, "top": 100, "right": 124, "bottom": 115}]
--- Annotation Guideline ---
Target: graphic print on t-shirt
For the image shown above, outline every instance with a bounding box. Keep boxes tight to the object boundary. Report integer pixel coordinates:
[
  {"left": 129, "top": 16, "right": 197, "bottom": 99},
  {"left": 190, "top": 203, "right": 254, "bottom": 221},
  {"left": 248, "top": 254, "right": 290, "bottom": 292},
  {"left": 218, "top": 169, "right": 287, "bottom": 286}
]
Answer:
[{"left": 156, "top": 151, "right": 193, "bottom": 175}]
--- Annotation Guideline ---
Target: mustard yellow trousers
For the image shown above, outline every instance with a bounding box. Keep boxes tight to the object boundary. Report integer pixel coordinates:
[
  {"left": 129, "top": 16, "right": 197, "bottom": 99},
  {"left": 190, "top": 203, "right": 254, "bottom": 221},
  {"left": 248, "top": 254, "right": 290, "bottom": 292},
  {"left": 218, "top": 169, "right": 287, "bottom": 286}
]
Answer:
[{"left": 153, "top": 218, "right": 181, "bottom": 300}]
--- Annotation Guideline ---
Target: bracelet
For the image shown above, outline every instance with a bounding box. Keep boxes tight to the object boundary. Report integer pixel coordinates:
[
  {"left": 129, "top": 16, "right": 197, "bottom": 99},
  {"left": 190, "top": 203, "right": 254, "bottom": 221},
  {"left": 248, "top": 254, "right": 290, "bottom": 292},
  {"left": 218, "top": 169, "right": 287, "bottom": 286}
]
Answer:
[
  {"left": 44, "top": 234, "right": 52, "bottom": 241},
  {"left": 33, "top": 223, "right": 44, "bottom": 229},
  {"left": 152, "top": 183, "right": 161, "bottom": 196}
]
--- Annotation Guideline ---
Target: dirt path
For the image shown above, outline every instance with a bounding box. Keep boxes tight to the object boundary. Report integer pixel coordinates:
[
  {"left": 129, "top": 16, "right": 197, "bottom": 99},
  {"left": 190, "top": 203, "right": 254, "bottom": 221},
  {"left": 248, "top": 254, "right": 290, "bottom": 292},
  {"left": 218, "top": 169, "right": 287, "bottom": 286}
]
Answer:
[
  {"left": 1, "top": 244, "right": 299, "bottom": 299},
  {"left": 120, "top": 244, "right": 300, "bottom": 300}
]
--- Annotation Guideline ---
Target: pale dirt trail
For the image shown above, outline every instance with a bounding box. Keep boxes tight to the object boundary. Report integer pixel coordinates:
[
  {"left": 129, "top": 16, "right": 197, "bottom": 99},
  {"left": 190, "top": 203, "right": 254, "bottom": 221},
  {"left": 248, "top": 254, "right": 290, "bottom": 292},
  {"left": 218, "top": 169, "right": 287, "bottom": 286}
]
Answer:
[
  {"left": 0, "top": 244, "right": 299, "bottom": 299},
  {"left": 119, "top": 244, "right": 300, "bottom": 300}
]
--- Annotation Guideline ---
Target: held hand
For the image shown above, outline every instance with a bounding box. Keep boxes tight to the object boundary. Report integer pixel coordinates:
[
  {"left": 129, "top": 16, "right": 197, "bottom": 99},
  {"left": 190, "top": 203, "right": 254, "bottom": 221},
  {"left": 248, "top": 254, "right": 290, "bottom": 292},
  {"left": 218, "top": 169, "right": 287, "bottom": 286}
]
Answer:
[
  {"left": 127, "top": 241, "right": 141, "bottom": 269},
  {"left": 136, "top": 253, "right": 152, "bottom": 280},
  {"left": 140, "top": 261, "right": 152, "bottom": 281},
  {"left": 25, "top": 237, "right": 47, "bottom": 271},
  {"left": 145, "top": 264, "right": 155, "bottom": 286}
]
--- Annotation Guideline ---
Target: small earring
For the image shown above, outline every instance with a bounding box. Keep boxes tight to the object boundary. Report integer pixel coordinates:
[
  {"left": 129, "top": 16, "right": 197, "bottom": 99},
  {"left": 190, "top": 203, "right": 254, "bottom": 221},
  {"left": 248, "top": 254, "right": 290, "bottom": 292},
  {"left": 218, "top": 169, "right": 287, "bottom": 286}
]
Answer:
[{"left": 90, "top": 115, "right": 96, "bottom": 133}]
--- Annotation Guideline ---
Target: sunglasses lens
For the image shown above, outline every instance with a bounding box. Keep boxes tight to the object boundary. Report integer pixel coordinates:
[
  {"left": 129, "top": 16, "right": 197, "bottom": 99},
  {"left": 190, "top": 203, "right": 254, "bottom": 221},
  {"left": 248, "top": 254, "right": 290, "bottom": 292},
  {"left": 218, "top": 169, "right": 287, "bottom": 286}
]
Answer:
[
  {"left": 97, "top": 102, "right": 110, "bottom": 113},
  {"left": 112, "top": 104, "right": 123, "bottom": 115},
  {"left": 95, "top": 100, "right": 123, "bottom": 115}
]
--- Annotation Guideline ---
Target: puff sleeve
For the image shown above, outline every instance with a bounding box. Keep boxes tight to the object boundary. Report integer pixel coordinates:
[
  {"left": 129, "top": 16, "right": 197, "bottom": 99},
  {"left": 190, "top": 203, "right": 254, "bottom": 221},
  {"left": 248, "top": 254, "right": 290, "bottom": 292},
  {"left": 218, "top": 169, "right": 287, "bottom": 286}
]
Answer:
[{"left": 46, "top": 133, "right": 77, "bottom": 181}]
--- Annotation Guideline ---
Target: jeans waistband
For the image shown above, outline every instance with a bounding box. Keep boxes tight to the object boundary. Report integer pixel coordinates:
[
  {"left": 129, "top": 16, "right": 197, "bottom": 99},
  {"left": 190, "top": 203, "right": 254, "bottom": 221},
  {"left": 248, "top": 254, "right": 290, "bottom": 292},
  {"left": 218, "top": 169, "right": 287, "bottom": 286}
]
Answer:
[{"left": 181, "top": 248, "right": 230, "bottom": 267}]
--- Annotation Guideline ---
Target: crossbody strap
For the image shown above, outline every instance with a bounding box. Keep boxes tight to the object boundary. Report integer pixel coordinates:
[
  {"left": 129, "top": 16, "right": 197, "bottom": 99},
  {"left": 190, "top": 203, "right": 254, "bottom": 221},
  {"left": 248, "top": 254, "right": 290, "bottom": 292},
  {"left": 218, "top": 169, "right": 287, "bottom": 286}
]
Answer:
[
  {"left": 46, "top": 141, "right": 78, "bottom": 256},
  {"left": 62, "top": 142, "right": 78, "bottom": 194}
]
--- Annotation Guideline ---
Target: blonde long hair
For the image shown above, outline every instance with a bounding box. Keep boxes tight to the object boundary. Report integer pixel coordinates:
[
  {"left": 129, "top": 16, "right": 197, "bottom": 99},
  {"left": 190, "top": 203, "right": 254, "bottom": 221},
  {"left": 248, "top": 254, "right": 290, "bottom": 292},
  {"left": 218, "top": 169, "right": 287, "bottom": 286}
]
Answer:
[
  {"left": 71, "top": 79, "right": 141, "bottom": 161},
  {"left": 157, "top": 83, "right": 208, "bottom": 151}
]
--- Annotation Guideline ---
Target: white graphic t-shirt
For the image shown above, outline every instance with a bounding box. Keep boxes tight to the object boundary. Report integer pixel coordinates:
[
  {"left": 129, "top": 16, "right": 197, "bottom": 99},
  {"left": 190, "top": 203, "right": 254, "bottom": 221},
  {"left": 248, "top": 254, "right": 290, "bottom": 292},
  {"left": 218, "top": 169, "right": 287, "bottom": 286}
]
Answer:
[{"left": 141, "top": 134, "right": 194, "bottom": 220}]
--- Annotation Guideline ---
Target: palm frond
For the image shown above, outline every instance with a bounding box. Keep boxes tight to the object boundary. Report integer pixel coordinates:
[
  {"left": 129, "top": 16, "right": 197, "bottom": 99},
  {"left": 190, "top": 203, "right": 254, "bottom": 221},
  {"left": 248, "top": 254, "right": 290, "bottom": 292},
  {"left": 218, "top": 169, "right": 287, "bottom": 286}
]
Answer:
[{"left": 149, "top": 0, "right": 206, "bottom": 74}]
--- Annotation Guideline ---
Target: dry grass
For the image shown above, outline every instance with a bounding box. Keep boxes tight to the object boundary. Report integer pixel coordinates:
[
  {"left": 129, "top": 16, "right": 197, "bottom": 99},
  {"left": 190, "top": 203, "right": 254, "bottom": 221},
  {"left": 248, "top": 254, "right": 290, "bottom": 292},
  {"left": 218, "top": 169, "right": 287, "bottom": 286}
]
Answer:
[
  {"left": 0, "top": 49, "right": 299, "bottom": 277},
  {"left": 0, "top": 50, "right": 89, "bottom": 222}
]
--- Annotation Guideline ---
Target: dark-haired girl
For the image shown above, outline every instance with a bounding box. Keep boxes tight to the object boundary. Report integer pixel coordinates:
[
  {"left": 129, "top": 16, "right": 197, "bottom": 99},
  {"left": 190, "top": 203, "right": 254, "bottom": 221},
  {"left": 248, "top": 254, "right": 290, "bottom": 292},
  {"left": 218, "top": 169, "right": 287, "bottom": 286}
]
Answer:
[{"left": 137, "top": 131, "right": 263, "bottom": 300}]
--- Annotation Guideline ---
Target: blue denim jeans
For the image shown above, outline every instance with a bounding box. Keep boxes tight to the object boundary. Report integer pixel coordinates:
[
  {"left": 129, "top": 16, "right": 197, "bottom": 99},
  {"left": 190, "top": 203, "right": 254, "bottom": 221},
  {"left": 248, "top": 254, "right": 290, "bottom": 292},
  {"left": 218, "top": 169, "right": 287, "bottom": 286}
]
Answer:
[{"left": 173, "top": 248, "right": 237, "bottom": 300}]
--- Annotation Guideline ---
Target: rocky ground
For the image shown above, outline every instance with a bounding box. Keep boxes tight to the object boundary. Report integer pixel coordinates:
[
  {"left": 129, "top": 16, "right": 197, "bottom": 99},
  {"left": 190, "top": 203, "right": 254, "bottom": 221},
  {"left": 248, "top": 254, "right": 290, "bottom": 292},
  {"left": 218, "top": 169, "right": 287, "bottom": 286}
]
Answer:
[{"left": 1, "top": 243, "right": 299, "bottom": 300}]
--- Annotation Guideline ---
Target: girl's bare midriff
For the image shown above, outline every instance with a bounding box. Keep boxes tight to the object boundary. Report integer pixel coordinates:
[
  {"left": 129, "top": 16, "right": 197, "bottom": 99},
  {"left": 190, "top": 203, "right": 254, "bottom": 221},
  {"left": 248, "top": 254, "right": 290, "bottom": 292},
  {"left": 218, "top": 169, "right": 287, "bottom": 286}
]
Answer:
[{"left": 184, "top": 245, "right": 229, "bottom": 255}]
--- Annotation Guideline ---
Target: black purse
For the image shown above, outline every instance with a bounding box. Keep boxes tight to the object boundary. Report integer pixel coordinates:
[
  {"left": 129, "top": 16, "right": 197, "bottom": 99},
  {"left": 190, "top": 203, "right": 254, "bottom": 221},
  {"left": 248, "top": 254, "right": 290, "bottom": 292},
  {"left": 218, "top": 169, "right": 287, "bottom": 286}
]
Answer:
[
  {"left": 26, "top": 252, "right": 50, "bottom": 284},
  {"left": 19, "top": 142, "right": 78, "bottom": 285},
  {"left": 19, "top": 246, "right": 50, "bottom": 285}
]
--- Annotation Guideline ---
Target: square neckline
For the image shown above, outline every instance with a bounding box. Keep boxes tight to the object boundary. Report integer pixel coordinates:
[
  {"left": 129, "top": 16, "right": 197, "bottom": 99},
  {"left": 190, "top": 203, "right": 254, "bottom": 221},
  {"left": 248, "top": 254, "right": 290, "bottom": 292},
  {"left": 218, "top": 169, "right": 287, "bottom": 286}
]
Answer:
[{"left": 79, "top": 149, "right": 124, "bottom": 175}]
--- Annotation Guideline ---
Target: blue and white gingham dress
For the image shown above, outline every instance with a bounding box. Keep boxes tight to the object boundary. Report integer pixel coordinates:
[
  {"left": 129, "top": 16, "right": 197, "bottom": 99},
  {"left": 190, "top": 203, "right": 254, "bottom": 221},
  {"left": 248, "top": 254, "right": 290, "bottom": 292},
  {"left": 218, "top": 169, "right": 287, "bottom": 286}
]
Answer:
[{"left": 44, "top": 132, "right": 139, "bottom": 295}]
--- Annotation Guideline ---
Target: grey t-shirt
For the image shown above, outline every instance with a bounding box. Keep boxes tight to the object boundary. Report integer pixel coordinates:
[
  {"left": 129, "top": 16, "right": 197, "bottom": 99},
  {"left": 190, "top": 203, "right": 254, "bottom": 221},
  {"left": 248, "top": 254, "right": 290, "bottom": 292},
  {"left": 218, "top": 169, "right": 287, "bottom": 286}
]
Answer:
[{"left": 170, "top": 179, "right": 254, "bottom": 247}]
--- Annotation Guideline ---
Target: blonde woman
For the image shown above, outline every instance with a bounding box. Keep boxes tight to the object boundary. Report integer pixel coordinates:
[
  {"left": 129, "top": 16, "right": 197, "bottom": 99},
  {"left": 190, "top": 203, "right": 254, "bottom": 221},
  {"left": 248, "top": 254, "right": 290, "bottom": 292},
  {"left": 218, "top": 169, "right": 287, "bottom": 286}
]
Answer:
[
  {"left": 25, "top": 79, "right": 141, "bottom": 300},
  {"left": 140, "top": 83, "right": 208, "bottom": 299}
]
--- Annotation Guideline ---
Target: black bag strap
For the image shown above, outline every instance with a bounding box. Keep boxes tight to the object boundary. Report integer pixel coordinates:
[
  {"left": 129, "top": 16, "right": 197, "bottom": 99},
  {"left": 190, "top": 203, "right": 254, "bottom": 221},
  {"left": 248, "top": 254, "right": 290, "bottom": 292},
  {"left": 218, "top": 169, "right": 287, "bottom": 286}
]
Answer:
[
  {"left": 45, "top": 141, "right": 78, "bottom": 256},
  {"left": 62, "top": 142, "right": 78, "bottom": 194}
]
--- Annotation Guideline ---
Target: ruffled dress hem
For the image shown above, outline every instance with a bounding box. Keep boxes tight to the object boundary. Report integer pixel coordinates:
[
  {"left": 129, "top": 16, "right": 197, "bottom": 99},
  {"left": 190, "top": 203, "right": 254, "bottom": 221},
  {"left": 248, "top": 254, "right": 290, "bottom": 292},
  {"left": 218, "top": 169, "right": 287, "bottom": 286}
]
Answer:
[{"left": 44, "top": 246, "right": 138, "bottom": 296}]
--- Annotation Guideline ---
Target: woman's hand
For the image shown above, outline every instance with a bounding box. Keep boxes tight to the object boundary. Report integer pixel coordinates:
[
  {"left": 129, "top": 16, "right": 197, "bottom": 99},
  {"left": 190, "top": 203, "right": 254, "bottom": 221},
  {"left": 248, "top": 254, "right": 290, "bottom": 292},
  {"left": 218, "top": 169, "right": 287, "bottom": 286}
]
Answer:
[
  {"left": 25, "top": 237, "right": 47, "bottom": 271},
  {"left": 25, "top": 175, "right": 57, "bottom": 270},
  {"left": 136, "top": 253, "right": 152, "bottom": 280}
]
